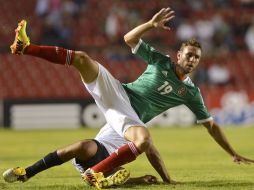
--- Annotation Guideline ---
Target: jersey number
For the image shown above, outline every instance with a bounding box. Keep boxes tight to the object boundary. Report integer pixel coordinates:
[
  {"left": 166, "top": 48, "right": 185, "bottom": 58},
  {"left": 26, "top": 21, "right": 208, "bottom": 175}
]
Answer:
[{"left": 158, "top": 81, "right": 172, "bottom": 95}]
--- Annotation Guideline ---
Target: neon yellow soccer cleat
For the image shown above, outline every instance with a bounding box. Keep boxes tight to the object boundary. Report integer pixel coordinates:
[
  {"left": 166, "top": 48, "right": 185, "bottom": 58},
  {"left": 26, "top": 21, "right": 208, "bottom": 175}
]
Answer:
[
  {"left": 101, "top": 168, "right": 130, "bottom": 187},
  {"left": 2, "top": 167, "right": 28, "bottom": 183},
  {"left": 83, "top": 168, "right": 104, "bottom": 189},
  {"left": 10, "top": 20, "right": 30, "bottom": 55},
  {"left": 83, "top": 168, "right": 130, "bottom": 189}
]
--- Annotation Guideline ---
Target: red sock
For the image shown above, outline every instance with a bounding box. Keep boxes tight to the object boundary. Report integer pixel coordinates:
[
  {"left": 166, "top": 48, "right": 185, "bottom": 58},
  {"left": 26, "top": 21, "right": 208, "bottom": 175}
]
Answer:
[
  {"left": 92, "top": 142, "right": 140, "bottom": 173},
  {"left": 24, "top": 44, "right": 74, "bottom": 65}
]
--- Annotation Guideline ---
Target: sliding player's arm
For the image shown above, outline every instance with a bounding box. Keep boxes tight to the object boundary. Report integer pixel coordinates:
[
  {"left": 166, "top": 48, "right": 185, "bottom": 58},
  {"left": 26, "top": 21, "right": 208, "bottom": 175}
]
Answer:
[
  {"left": 203, "top": 120, "right": 254, "bottom": 164},
  {"left": 145, "top": 142, "right": 177, "bottom": 184}
]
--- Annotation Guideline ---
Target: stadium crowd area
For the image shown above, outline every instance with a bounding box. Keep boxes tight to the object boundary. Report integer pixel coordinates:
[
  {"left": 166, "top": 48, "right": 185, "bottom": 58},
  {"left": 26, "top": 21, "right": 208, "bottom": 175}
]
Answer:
[{"left": 1, "top": 0, "right": 254, "bottom": 109}]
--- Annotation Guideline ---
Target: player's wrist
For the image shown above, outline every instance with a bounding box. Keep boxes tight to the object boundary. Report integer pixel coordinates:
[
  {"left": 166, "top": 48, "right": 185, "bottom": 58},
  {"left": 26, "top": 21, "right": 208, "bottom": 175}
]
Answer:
[{"left": 147, "top": 20, "right": 156, "bottom": 28}]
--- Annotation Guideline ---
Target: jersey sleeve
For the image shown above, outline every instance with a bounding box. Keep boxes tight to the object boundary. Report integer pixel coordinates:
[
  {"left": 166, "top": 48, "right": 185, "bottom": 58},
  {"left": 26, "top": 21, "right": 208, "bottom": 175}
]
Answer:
[
  {"left": 186, "top": 88, "right": 213, "bottom": 123},
  {"left": 132, "top": 39, "right": 170, "bottom": 65}
]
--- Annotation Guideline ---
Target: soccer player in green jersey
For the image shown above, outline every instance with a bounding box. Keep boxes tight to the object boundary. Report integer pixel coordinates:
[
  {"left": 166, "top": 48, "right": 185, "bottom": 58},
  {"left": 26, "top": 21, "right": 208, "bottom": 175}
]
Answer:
[
  {"left": 4, "top": 7, "right": 254, "bottom": 189},
  {"left": 124, "top": 7, "right": 254, "bottom": 165}
]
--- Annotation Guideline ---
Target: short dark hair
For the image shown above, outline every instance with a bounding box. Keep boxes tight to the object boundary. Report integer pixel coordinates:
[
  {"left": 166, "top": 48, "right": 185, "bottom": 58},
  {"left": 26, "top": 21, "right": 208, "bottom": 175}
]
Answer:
[{"left": 180, "top": 38, "right": 202, "bottom": 51}]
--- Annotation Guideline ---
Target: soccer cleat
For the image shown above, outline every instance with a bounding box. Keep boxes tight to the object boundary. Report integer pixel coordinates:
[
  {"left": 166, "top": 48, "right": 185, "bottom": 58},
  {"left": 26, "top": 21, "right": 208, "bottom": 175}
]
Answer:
[
  {"left": 83, "top": 168, "right": 130, "bottom": 189},
  {"left": 101, "top": 168, "right": 130, "bottom": 187},
  {"left": 2, "top": 167, "right": 28, "bottom": 183},
  {"left": 10, "top": 20, "right": 30, "bottom": 55},
  {"left": 82, "top": 168, "right": 104, "bottom": 189}
]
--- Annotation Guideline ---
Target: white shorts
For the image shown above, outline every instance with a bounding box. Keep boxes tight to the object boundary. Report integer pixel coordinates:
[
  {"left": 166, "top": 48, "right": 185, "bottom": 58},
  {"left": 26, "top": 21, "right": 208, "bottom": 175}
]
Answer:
[{"left": 84, "top": 63, "right": 146, "bottom": 138}]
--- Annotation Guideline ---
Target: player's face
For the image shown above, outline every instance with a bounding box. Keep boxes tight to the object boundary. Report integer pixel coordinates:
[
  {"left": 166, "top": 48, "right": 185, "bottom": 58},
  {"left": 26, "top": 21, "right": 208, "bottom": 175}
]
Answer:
[{"left": 177, "top": 46, "right": 201, "bottom": 74}]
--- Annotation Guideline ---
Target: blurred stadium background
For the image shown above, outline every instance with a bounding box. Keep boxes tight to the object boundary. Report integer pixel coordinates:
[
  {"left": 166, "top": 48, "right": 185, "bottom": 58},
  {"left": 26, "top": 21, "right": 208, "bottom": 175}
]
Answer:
[{"left": 0, "top": 0, "right": 254, "bottom": 129}]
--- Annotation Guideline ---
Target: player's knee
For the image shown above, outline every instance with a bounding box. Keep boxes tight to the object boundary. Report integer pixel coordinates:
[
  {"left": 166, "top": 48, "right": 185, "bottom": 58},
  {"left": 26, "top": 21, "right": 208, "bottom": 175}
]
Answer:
[
  {"left": 57, "top": 140, "right": 93, "bottom": 160},
  {"left": 73, "top": 140, "right": 98, "bottom": 159},
  {"left": 72, "top": 51, "right": 99, "bottom": 83},
  {"left": 133, "top": 135, "right": 152, "bottom": 153},
  {"left": 76, "top": 140, "right": 94, "bottom": 152},
  {"left": 76, "top": 140, "right": 86, "bottom": 152},
  {"left": 73, "top": 51, "right": 92, "bottom": 68},
  {"left": 124, "top": 126, "right": 151, "bottom": 153}
]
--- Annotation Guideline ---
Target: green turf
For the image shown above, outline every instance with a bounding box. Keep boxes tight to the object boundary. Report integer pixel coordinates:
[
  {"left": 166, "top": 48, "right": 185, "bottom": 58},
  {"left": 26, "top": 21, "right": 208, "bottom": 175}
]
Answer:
[{"left": 0, "top": 126, "right": 254, "bottom": 190}]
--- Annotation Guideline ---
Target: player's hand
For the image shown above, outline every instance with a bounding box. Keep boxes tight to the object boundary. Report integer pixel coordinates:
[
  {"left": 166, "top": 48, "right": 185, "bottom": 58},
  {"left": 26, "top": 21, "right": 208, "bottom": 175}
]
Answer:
[
  {"left": 142, "top": 175, "right": 158, "bottom": 184},
  {"left": 233, "top": 154, "right": 254, "bottom": 164},
  {"left": 150, "top": 7, "right": 175, "bottom": 30},
  {"left": 126, "top": 175, "right": 158, "bottom": 185}
]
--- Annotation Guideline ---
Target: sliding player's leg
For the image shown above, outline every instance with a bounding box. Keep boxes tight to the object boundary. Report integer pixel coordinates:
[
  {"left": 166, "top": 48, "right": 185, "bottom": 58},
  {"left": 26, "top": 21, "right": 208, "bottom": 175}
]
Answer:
[
  {"left": 3, "top": 140, "right": 97, "bottom": 183},
  {"left": 10, "top": 19, "right": 99, "bottom": 84},
  {"left": 3, "top": 138, "right": 130, "bottom": 189},
  {"left": 10, "top": 20, "right": 134, "bottom": 189},
  {"left": 80, "top": 65, "right": 152, "bottom": 188}
]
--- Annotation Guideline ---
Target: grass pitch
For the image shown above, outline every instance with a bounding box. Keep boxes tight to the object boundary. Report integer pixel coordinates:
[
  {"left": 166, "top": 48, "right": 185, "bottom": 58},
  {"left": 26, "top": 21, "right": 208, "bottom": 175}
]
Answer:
[{"left": 0, "top": 126, "right": 254, "bottom": 190}]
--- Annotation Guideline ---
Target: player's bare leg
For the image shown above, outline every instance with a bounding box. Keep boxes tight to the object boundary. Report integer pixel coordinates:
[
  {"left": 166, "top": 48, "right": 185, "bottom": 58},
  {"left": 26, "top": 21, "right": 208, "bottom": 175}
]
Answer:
[
  {"left": 10, "top": 20, "right": 100, "bottom": 84},
  {"left": 57, "top": 140, "right": 98, "bottom": 162},
  {"left": 58, "top": 140, "right": 131, "bottom": 189},
  {"left": 124, "top": 125, "right": 152, "bottom": 153},
  {"left": 3, "top": 139, "right": 130, "bottom": 189},
  {"left": 3, "top": 140, "right": 97, "bottom": 183},
  {"left": 71, "top": 51, "right": 99, "bottom": 84}
]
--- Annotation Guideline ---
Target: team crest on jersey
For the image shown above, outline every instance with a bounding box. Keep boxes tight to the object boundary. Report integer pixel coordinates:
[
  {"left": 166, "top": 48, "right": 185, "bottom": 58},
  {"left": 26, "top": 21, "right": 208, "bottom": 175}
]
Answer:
[
  {"left": 162, "top": 70, "right": 168, "bottom": 77},
  {"left": 176, "top": 86, "right": 187, "bottom": 96}
]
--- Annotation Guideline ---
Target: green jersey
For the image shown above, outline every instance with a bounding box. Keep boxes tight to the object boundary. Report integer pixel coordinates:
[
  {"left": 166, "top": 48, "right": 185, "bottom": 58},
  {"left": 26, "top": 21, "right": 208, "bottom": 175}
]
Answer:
[{"left": 122, "top": 40, "right": 211, "bottom": 123}]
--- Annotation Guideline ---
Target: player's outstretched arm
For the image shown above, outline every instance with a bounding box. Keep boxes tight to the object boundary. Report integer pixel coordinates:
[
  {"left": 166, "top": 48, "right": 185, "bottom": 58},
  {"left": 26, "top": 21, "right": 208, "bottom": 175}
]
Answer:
[
  {"left": 203, "top": 121, "right": 254, "bottom": 164},
  {"left": 124, "top": 7, "right": 175, "bottom": 49},
  {"left": 145, "top": 142, "right": 176, "bottom": 184}
]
